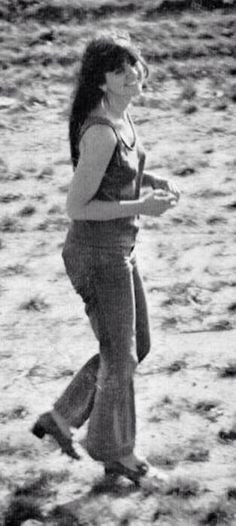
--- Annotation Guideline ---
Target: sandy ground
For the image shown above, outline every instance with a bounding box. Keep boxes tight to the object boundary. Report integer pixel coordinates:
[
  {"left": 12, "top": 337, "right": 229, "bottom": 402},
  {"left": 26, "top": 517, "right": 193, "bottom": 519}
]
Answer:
[{"left": 1, "top": 3, "right": 236, "bottom": 525}]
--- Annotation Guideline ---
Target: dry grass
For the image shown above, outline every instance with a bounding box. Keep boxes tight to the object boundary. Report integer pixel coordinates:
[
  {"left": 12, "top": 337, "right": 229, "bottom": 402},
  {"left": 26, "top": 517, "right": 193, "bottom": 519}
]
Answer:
[
  {"left": 3, "top": 496, "right": 44, "bottom": 526},
  {"left": 199, "top": 499, "right": 235, "bottom": 525},
  {"left": 19, "top": 296, "right": 50, "bottom": 312},
  {"left": 218, "top": 361, "right": 236, "bottom": 377},
  {"left": 0, "top": 216, "right": 23, "bottom": 233}
]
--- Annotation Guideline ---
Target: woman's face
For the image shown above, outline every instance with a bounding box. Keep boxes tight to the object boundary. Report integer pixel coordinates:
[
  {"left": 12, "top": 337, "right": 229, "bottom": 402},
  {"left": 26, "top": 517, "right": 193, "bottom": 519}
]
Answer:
[{"left": 102, "top": 59, "right": 144, "bottom": 99}]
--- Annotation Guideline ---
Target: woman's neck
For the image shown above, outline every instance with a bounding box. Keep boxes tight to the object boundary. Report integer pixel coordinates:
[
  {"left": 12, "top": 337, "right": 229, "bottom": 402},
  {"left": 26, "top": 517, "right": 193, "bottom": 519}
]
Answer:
[{"left": 102, "top": 93, "right": 131, "bottom": 121}]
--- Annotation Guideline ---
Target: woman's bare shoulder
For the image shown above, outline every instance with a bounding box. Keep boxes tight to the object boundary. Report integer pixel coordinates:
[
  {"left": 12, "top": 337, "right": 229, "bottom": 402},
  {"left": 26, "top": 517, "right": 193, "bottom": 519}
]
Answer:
[{"left": 79, "top": 123, "right": 117, "bottom": 157}]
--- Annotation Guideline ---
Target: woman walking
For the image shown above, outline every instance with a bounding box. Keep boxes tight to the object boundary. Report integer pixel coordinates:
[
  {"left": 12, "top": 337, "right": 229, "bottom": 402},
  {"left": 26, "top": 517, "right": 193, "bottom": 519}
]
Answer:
[{"left": 32, "top": 33, "right": 180, "bottom": 483}]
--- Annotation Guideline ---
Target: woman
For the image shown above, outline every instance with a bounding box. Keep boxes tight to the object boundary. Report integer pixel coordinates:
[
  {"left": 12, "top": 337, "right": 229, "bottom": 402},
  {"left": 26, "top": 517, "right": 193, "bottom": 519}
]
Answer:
[{"left": 32, "top": 33, "right": 180, "bottom": 482}]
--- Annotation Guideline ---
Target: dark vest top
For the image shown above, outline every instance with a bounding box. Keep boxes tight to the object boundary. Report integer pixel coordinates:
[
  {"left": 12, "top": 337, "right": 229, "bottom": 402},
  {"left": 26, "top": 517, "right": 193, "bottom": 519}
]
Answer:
[{"left": 67, "top": 115, "right": 146, "bottom": 248}]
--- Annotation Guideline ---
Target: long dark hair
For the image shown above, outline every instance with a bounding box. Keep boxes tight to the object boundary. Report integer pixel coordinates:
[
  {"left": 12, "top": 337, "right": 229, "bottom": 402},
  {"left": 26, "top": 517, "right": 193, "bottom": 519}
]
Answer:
[{"left": 69, "top": 33, "right": 148, "bottom": 169}]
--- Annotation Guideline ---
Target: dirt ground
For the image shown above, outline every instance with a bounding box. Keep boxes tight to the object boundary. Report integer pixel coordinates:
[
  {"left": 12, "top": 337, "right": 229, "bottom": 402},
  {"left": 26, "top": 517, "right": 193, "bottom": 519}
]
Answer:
[{"left": 1, "top": 2, "right": 236, "bottom": 525}]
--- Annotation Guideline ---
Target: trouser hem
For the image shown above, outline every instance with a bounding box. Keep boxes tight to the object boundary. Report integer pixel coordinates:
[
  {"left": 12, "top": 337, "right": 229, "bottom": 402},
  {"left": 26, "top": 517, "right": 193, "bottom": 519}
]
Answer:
[{"left": 86, "top": 441, "right": 135, "bottom": 463}]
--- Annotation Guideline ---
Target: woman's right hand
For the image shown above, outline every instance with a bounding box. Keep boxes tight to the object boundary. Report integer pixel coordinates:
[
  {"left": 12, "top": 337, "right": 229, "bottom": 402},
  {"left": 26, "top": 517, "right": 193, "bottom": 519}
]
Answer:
[{"left": 140, "top": 189, "right": 177, "bottom": 217}]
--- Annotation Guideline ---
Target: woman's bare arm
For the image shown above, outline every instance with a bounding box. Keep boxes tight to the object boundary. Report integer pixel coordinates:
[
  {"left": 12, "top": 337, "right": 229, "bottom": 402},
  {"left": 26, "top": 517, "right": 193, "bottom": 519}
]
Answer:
[
  {"left": 67, "top": 126, "right": 176, "bottom": 221},
  {"left": 142, "top": 172, "right": 167, "bottom": 188}
]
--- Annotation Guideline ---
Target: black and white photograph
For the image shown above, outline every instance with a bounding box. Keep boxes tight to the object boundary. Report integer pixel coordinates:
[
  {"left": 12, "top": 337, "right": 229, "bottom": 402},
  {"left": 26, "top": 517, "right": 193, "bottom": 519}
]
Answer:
[{"left": 1, "top": 0, "right": 236, "bottom": 524}]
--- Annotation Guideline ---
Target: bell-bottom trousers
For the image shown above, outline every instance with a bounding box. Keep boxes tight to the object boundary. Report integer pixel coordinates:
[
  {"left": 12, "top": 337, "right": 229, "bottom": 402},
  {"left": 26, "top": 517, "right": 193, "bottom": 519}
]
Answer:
[{"left": 54, "top": 243, "right": 150, "bottom": 462}]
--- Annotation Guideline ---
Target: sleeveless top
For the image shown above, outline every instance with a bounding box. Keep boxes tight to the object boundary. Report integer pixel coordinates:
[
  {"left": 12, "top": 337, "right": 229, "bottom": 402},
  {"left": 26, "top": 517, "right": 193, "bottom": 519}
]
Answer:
[{"left": 66, "top": 115, "right": 146, "bottom": 248}]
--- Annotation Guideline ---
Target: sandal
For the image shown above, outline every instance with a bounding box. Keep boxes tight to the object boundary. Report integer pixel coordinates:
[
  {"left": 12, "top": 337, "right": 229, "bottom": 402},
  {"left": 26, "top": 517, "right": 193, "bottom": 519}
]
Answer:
[
  {"left": 31, "top": 412, "right": 80, "bottom": 460},
  {"left": 104, "top": 460, "right": 149, "bottom": 484}
]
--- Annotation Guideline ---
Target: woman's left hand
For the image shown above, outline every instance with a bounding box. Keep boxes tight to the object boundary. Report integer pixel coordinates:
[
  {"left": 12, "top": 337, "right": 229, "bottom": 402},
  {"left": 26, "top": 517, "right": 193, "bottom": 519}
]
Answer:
[
  {"left": 165, "top": 180, "right": 181, "bottom": 201},
  {"left": 153, "top": 177, "right": 181, "bottom": 201}
]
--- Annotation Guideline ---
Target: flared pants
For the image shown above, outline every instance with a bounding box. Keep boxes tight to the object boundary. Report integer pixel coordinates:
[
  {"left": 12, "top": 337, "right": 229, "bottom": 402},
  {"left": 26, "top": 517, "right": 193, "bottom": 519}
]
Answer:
[{"left": 54, "top": 242, "right": 150, "bottom": 462}]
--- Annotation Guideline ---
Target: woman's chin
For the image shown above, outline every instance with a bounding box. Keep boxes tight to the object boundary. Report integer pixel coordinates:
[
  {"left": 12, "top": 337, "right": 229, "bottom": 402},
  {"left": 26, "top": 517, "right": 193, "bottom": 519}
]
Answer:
[
  {"left": 125, "top": 85, "right": 142, "bottom": 99},
  {"left": 131, "top": 86, "right": 143, "bottom": 98}
]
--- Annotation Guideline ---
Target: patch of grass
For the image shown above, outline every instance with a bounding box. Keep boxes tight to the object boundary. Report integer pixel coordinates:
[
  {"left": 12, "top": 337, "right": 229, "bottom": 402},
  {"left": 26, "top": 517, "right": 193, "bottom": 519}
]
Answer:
[
  {"left": 148, "top": 405, "right": 180, "bottom": 423},
  {"left": 8, "top": 170, "right": 25, "bottom": 181},
  {"left": 227, "top": 487, "right": 236, "bottom": 499},
  {"left": 58, "top": 183, "right": 69, "bottom": 193},
  {"left": 182, "top": 15, "right": 199, "bottom": 29},
  {"left": 193, "top": 400, "right": 221, "bottom": 422},
  {"left": 36, "top": 166, "right": 54, "bottom": 179},
  {"left": 0, "top": 440, "right": 35, "bottom": 458},
  {"left": 90, "top": 475, "right": 138, "bottom": 497},
  {"left": 197, "top": 30, "right": 215, "bottom": 40},
  {"left": 31, "top": 192, "right": 45, "bottom": 201},
  {"left": 195, "top": 188, "right": 228, "bottom": 198},
  {"left": 214, "top": 100, "right": 228, "bottom": 110},
  {"left": 162, "top": 395, "right": 172, "bottom": 404},
  {"left": 203, "top": 318, "right": 232, "bottom": 331},
  {"left": 218, "top": 361, "right": 236, "bottom": 378},
  {"left": 185, "top": 447, "right": 209, "bottom": 462},
  {"left": 1, "top": 5, "right": 235, "bottom": 91},
  {"left": 36, "top": 215, "right": 69, "bottom": 231},
  {"left": 4, "top": 496, "right": 43, "bottom": 526},
  {"left": 0, "top": 405, "right": 28, "bottom": 423},
  {"left": 206, "top": 215, "right": 227, "bottom": 225},
  {"left": 180, "top": 81, "right": 197, "bottom": 100},
  {"left": 152, "top": 504, "right": 172, "bottom": 522},
  {"left": 228, "top": 82, "right": 236, "bottom": 102},
  {"left": 173, "top": 164, "right": 196, "bottom": 176},
  {"left": 1, "top": 264, "right": 26, "bottom": 276},
  {"left": 19, "top": 295, "right": 50, "bottom": 312},
  {"left": 0, "top": 215, "right": 23, "bottom": 232},
  {"left": 18, "top": 204, "right": 36, "bottom": 216},
  {"left": 199, "top": 500, "right": 235, "bottom": 525},
  {"left": 0, "top": 193, "right": 23, "bottom": 203},
  {"left": 14, "top": 469, "right": 70, "bottom": 498},
  {"left": 2, "top": 0, "right": 236, "bottom": 25},
  {"left": 36, "top": 220, "right": 49, "bottom": 231},
  {"left": 161, "top": 316, "right": 178, "bottom": 330},
  {"left": 218, "top": 428, "right": 236, "bottom": 443},
  {"left": 229, "top": 66, "right": 236, "bottom": 76},
  {"left": 182, "top": 101, "right": 198, "bottom": 114},
  {"left": 228, "top": 302, "right": 236, "bottom": 312},
  {"left": 49, "top": 505, "right": 84, "bottom": 525},
  {"left": 225, "top": 200, "right": 236, "bottom": 210},
  {"left": 147, "top": 451, "right": 178, "bottom": 468},
  {"left": 163, "top": 282, "right": 191, "bottom": 307},
  {"left": 164, "top": 359, "right": 187, "bottom": 374},
  {"left": 195, "top": 400, "right": 219, "bottom": 413},
  {"left": 48, "top": 204, "right": 62, "bottom": 214},
  {"left": 2, "top": 470, "right": 72, "bottom": 524},
  {"left": 164, "top": 475, "right": 200, "bottom": 498}
]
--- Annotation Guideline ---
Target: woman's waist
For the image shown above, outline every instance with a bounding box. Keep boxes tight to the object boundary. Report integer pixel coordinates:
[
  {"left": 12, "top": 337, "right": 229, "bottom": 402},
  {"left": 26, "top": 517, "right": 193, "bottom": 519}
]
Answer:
[{"left": 66, "top": 217, "right": 139, "bottom": 248}]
